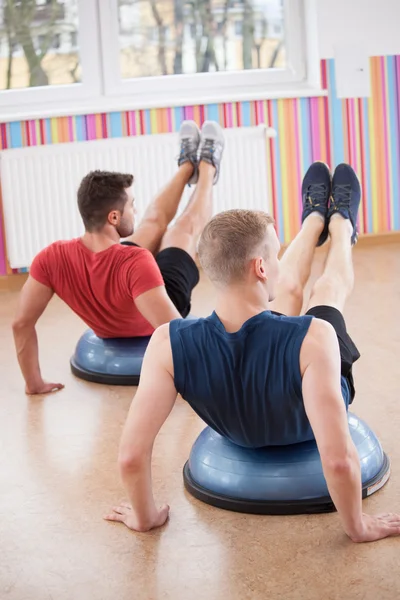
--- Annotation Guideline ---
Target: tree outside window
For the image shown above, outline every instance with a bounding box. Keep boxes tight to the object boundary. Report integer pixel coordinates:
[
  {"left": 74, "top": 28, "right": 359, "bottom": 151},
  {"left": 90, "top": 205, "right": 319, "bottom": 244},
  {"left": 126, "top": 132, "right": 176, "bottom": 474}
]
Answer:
[
  {"left": 0, "top": 0, "right": 81, "bottom": 90},
  {"left": 118, "top": 0, "right": 286, "bottom": 80}
]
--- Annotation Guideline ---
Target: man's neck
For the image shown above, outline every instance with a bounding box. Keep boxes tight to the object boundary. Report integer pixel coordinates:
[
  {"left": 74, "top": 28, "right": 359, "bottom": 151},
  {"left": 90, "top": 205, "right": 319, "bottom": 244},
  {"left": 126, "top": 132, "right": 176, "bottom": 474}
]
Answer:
[
  {"left": 214, "top": 285, "right": 270, "bottom": 333},
  {"left": 80, "top": 229, "right": 119, "bottom": 253}
]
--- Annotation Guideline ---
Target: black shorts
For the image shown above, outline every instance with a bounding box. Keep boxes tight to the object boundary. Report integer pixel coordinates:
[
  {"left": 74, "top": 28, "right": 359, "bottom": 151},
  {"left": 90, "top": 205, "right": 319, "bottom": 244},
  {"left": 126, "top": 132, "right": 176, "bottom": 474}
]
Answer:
[
  {"left": 305, "top": 305, "right": 360, "bottom": 402},
  {"left": 121, "top": 243, "right": 200, "bottom": 318}
]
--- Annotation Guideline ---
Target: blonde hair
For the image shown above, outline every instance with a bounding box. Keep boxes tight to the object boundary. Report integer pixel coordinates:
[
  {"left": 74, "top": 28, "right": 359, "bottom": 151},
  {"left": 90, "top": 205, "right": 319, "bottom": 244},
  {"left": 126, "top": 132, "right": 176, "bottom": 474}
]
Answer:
[{"left": 198, "top": 209, "right": 276, "bottom": 285}]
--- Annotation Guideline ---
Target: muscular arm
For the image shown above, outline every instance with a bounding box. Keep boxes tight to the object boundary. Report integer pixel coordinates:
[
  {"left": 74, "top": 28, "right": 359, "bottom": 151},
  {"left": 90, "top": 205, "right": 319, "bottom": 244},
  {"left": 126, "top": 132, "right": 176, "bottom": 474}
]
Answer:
[
  {"left": 12, "top": 276, "right": 64, "bottom": 395},
  {"left": 302, "top": 319, "right": 400, "bottom": 542},
  {"left": 105, "top": 324, "right": 177, "bottom": 532},
  {"left": 134, "top": 286, "right": 181, "bottom": 329}
]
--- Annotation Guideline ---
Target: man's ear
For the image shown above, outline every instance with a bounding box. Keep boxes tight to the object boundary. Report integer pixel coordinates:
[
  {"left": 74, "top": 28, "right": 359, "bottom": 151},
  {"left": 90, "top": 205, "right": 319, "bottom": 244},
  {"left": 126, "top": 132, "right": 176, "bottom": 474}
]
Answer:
[
  {"left": 254, "top": 257, "right": 268, "bottom": 282},
  {"left": 108, "top": 210, "right": 120, "bottom": 226}
]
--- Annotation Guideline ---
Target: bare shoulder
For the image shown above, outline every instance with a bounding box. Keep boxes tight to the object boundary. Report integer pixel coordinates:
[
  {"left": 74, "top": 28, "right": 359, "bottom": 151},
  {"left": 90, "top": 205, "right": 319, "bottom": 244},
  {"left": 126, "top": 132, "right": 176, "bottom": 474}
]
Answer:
[
  {"left": 306, "top": 318, "right": 337, "bottom": 345},
  {"left": 145, "top": 324, "right": 174, "bottom": 374},
  {"left": 150, "top": 323, "right": 171, "bottom": 343},
  {"left": 300, "top": 317, "right": 340, "bottom": 374}
]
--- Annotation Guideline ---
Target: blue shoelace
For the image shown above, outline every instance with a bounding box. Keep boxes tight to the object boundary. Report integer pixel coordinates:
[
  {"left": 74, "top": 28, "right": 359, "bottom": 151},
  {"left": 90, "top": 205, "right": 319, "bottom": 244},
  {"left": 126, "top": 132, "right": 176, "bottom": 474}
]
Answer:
[
  {"left": 305, "top": 183, "right": 327, "bottom": 207},
  {"left": 331, "top": 183, "right": 352, "bottom": 211}
]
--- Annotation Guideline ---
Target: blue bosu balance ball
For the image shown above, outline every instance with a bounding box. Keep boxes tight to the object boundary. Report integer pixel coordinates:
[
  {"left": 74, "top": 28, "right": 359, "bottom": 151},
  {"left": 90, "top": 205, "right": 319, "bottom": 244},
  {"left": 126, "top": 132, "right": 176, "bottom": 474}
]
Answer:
[
  {"left": 183, "top": 413, "right": 390, "bottom": 515},
  {"left": 70, "top": 330, "right": 149, "bottom": 386},
  {"left": 70, "top": 316, "right": 198, "bottom": 386}
]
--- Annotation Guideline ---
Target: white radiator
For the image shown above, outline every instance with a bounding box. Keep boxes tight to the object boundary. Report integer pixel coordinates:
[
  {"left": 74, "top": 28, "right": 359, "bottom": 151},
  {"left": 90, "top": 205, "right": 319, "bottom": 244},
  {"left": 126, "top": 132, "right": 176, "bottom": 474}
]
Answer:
[{"left": 1, "top": 126, "right": 271, "bottom": 269}]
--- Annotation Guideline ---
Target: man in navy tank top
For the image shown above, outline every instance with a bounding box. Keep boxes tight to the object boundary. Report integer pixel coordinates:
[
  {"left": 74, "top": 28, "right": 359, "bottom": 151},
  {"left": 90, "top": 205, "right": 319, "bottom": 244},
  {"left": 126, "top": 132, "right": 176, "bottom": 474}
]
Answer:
[{"left": 106, "top": 162, "right": 400, "bottom": 543}]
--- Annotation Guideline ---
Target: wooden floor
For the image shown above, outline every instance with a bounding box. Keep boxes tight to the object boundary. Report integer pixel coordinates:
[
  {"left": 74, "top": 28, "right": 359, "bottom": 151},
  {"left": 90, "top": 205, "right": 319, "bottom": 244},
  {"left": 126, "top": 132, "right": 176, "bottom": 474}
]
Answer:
[{"left": 1, "top": 242, "right": 400, "bottom": 600}]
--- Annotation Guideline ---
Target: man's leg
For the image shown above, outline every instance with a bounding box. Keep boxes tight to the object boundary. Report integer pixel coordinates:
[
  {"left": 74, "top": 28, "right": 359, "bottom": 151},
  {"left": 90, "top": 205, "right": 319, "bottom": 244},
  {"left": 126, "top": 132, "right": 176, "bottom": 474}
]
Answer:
[
  {"left": 307, "top": 163, "right": 361, "bottom": 312},
  {"left": 307, "top": 215, "right": 353, "bottom": 311},
  {"left": 159, "top": 162, "right": 215, "bottom": 259},
  {"left": 127, "top": 122, "right": 200, "bottom": 255},
  {"left": 269, "top": 162, "right": 331, "bottom": 316},
  {"left": 305, "top": 163, "right": 362, "bottom": 401},
  {"left": 159, "top": 121, "right": 224, "bottom": 260},
  {"left": 127, "top": 163, "right": 193, "bottom": 254},
  {"left": 269, "top": 214, "right": 324, "bottom": 316},
  {"left": 154, "top": 121, "right": 225, "bottom": 317}
]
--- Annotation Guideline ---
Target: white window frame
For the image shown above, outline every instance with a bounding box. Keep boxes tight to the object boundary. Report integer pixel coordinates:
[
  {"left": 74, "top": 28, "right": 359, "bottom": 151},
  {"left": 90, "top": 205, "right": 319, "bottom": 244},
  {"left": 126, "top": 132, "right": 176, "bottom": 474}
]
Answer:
[
  {"left": 99, "top": 0, "right": 311, "bottom": 107},
  {"left": 0, "top": 0, "right": 323, "bottom": 121},
  {"left": 0, "top": 0, "right": 102, "bottom": 112}
]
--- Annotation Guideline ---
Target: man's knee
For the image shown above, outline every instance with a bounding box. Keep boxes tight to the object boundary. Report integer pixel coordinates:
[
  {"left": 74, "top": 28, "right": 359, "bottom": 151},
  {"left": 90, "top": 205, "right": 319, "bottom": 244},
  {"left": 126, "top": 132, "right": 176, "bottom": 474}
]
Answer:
[
  {"left": 173, "top": 213, "right": 200, "bottom": 238},
  {"left": 277, "top": 276, "right": 303, "bottom": 305},
  {"left": 310, "top": 275, "right": 343, "bottom": 302},
  {"left": 141, "top": 207, "right": 169, "bottom": 235}
]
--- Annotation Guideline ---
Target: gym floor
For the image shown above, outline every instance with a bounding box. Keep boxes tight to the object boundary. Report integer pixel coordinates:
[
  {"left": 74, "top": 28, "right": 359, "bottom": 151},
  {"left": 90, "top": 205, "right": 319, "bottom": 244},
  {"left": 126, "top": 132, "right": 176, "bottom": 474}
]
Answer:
[{"left": 1, "top": 241, "right": 399, "bottom": 600}]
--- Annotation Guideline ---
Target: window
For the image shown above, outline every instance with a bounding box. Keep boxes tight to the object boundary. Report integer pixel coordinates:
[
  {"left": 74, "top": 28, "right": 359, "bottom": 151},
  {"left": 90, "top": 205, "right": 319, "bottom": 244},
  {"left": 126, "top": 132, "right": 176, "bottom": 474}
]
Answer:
[
  {"left": 0, "top": 0, "right": 101, "bottom": 110},
  {"left": 0, "top": 0, "right": 319, "bottom": 119},
  {"left": 101, "top": 0, "right": 311, "bottom": 107},
  {"left": 116, "top": 0, "right": 286, "bottom": 79},
  {"left": 1, "top": 1, "right": 79, "bottom": 89}
]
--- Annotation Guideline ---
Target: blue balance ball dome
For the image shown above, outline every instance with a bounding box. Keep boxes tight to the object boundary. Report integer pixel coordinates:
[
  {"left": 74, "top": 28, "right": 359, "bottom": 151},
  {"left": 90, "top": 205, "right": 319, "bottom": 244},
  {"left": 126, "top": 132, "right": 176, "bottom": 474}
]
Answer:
[
  {"left": 70, "top": 316, "right": 198, "bottom": 386},
  {"left": 70, "top": 330, "right": 149, "bottom": 385},
  {"left": 183, "top": 413, "right": 390, "bottom": 515}
]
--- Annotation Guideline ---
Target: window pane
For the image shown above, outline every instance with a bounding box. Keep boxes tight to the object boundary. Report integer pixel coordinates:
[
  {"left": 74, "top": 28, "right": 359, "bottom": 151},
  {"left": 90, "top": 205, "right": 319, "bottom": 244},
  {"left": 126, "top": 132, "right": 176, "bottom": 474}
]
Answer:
[
  {"left": 0, "top": 0, "right": 81, "bottom": 90},
  {"left": 118, "top": 0, "right": 286, "bottom": 79}
]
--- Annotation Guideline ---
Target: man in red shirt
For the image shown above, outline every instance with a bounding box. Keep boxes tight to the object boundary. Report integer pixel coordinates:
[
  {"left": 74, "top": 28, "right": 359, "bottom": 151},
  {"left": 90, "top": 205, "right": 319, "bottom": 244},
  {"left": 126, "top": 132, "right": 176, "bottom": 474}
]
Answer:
[{"left": 12, "top": 120, "right": 225, "bottom": 395}]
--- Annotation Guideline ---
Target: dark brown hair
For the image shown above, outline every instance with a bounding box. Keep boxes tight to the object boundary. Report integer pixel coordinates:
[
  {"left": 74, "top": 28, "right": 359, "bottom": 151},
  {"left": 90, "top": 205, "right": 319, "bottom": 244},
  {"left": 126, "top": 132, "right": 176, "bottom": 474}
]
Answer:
[
  {"left": 77, "top": 170, "right": 134, "bottom": 231},
  {"left": 198, "top": 209, "right": 276, "bottom": 285}
]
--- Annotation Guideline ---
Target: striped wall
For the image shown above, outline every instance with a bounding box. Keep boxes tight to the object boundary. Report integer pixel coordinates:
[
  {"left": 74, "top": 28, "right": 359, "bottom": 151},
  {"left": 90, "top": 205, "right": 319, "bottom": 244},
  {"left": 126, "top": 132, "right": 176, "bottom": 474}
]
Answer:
[
  {"left": 0, "top": 56, "right": 399, "bottom": 275},
  {"left": 325, "top": 56, "right": 400, "bottom": 237}
]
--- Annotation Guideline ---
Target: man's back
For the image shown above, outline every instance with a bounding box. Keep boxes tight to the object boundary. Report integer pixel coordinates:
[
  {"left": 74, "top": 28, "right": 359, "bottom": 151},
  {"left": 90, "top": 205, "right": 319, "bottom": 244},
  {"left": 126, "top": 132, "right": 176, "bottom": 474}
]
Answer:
[
  {"left": 170, "top": 311, "right": 351, "bottom": 447},
  {"left": 30, "top": 239, "right": 164, "bottom": 338}
]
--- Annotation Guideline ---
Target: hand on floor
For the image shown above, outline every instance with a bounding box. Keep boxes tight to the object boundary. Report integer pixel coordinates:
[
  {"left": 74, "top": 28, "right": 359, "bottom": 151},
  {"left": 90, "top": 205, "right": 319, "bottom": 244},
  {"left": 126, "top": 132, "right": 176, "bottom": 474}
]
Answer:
[
  {"left": 104, "top": 501, "right": 170, "bottom": 532},
  {"left": 25, "top": 381, "right": 65, "bottom": 395},
  {"left": 349, "top": 512, "right": 400, "bottom": 543}
]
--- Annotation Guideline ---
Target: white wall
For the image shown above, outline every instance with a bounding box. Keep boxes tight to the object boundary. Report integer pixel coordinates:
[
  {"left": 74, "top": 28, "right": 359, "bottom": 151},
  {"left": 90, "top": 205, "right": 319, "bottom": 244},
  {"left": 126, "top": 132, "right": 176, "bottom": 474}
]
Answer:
[{"left": 316, "top": 0, "right": 400, "bottom": 58}]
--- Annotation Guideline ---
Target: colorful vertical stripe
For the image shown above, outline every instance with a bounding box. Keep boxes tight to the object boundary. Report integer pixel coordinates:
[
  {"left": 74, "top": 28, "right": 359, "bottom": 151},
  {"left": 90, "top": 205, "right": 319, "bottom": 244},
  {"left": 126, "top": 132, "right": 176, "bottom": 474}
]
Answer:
[
  {"left": 1, "top": 55, "right": 399, "bottom": 274},
  {"left": 326, "top": 55, "right": 400, "bottom": 236}
]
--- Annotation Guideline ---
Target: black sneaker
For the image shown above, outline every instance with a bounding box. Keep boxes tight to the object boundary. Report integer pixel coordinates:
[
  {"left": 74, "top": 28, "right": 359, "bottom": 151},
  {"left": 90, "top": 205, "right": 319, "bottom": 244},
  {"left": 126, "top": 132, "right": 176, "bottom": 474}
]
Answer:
[
  {"left": 301, "top": 161, "right": 331, "bottom": 246},
  {"left": 199, "top": 121, "right": 225, "bottom": 185},
  {"left": 178, "top": 120, "right": 201, "bottom": 185},
  {"left": 328, "top": 163, "right": 361, "bottom": 245}
]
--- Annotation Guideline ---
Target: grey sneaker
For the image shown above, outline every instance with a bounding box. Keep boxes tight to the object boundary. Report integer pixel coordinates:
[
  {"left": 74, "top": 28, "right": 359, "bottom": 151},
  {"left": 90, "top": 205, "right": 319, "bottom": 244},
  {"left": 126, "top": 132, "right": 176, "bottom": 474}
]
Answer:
[
  {"left": 199, "top": 121, "right": 225, "bottom": 185},
  {"left": 178, "top": 120, "right": 201, "bottom": 185}
]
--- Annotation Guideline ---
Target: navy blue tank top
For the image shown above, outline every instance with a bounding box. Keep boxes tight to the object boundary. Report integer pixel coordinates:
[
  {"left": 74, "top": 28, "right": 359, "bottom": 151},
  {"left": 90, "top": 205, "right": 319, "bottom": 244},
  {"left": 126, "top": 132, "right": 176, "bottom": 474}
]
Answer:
[{"left": 170, "top": 311, "right": 350, "bottom": 448}]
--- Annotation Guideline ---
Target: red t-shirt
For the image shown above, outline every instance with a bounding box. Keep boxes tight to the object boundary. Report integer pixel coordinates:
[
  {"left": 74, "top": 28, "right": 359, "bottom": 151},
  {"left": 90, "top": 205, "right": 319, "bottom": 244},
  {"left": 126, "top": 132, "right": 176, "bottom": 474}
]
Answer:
[{"left": 30, "top": 239, "right": 164, "bottom": 338}]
